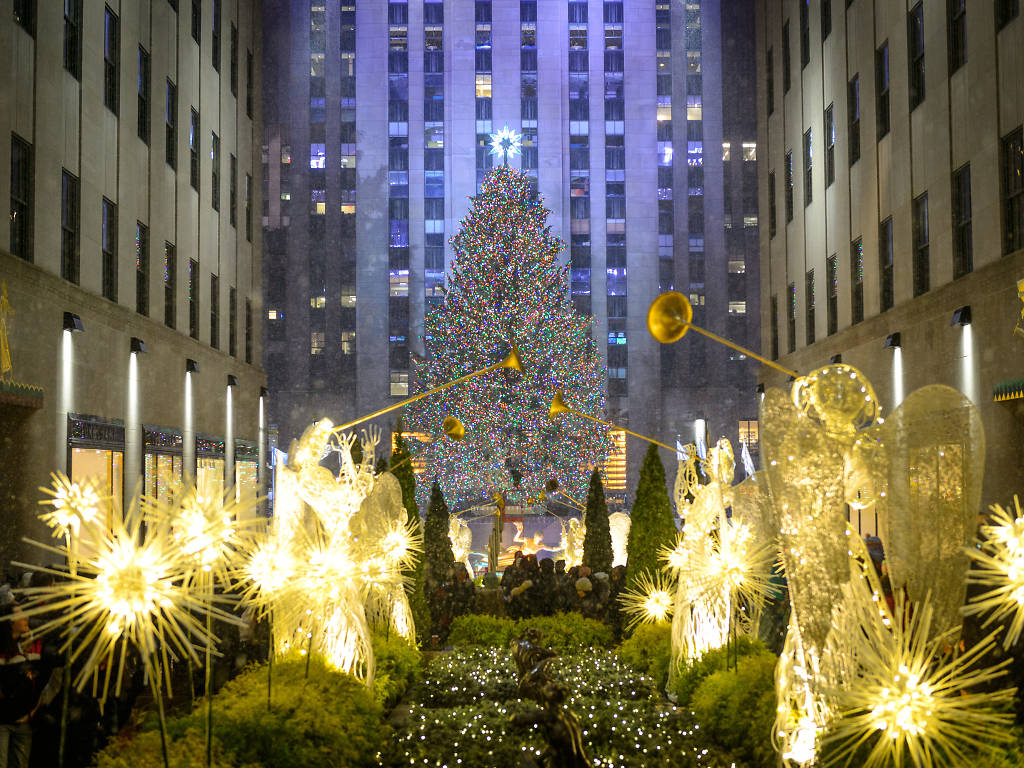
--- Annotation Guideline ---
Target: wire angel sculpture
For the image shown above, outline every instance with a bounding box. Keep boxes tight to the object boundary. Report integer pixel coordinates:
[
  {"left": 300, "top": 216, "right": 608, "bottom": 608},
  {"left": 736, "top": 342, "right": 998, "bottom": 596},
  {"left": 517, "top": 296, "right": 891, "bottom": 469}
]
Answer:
[
  {"left": 449, "top": 513, "right": 475, "bottom": 580},
  {"left": 559, "top": 517, "right": 586, "bottom": 568}
]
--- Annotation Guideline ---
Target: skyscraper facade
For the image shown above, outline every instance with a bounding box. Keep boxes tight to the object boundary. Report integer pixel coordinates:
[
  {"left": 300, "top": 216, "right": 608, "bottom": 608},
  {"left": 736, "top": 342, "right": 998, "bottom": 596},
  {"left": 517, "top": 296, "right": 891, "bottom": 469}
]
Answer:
[
  {"left": 756, "top": 0, "right": 1024, "bottom": 512},
  {"left": 262, "top": 0, "right": 760, "bottom": 500}
]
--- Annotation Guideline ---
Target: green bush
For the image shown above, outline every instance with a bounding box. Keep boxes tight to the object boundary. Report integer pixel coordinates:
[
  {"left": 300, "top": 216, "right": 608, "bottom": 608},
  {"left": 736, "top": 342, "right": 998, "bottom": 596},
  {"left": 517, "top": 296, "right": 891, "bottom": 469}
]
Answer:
[
  {"left": 93, "top": 728, "right": 258, "bottom": 768},
  {"left": 669, "top": 636, "right": 767, "bottom": 707},
  {"left": 448, "top": 612, "right": 614, "bottom": 654},
  {"left": 371, "top": 632, "right": 422, "bottom": 708},
  {"left": 690, "top": 650, "right": 778, "bottom": 768},
  {"left": 95, "top": 656, "right": 388, "bottom": 768},
  {"left": 618, "top": 622, "right": 672, "bottom": 689}
]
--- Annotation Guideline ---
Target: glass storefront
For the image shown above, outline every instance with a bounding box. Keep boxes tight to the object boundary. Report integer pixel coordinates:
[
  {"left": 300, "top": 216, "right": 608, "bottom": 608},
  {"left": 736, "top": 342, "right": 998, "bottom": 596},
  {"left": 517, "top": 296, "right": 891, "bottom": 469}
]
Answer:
[
  {"left": 196, "top": 434, "right": 227, "bottom": 502},
  {"left": 67, "top": 414, "right": 126, "bottom": 524},
  {"left": 144, "top": 427, "right": 184, "bottom": 503}
]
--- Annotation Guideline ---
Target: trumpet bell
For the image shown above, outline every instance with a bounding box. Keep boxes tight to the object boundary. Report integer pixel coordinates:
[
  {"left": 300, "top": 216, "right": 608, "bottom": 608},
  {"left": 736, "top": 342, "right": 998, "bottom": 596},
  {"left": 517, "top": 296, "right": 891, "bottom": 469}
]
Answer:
[
  {"left": 442, "top": 416, "right": 465, "bottom": 440},
  {"left": 549, "top": 390, "right": 571, "bottom": 420},
  {"left": 647, "top": 291, "right": 694, "bottom": 344},
  {"left": 499, "top": 346, "right": 523, "bottom": 372}
]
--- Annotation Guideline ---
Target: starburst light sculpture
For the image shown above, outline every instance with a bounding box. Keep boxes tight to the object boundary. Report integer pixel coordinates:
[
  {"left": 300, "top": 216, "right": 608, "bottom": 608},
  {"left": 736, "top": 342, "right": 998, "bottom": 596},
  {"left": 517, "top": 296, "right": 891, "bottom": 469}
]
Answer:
[
  {"left": 618, "top": 570, "right": 675, "bottom": 630},
  {"left": 38, "top": 472, "right": 106, "bottom": 540},
  {"left": 963, "top": 496, "right": 1024, "bottom": 648},
  {"left": 488, "top": 125, "right": 523, "bottom": 163}
]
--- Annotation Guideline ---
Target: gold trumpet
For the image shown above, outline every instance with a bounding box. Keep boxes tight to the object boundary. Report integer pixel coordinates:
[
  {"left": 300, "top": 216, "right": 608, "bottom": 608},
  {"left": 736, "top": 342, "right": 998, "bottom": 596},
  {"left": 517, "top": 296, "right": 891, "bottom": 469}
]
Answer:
[
  {"left": 647, "top": 291, "right": 798, "bottom": 378},
  {"left": 549, "top": 390, "right": 677, "bottom": 452},
  {"left": 331, "top": 347, "right": 522, "bottom": 435}
]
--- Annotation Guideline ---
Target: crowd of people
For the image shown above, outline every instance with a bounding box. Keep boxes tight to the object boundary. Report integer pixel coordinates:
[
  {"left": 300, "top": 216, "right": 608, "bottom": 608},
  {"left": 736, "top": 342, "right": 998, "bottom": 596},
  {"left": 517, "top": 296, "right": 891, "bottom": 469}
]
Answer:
[{"left": 427, "top": 552, "right": 630, "bottom": 645}]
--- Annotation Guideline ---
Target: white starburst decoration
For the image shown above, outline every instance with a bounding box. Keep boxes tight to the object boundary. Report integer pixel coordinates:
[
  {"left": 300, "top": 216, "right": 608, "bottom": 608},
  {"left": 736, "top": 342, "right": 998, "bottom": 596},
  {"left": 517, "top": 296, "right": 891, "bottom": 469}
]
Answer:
[
  {"left": 488, "top": 125, "right": 523, "bottom": 163},
  {"left": 963, "top": 495, "right": 1024, "bottom": 648}
]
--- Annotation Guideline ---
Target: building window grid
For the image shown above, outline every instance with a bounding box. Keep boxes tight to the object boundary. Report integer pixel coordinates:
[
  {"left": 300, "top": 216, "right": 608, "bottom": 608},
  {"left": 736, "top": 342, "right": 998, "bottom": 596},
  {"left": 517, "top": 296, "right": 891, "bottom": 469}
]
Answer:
[
  {"left": 787, "top": 282, "right": 797, "bottom": 353},
  {"left": 246, "top": 50, "right": 253, "bottom": 118},
  {"left": 805, "top": 269, "right": 815, "bottom": 345},
  {"left": 766, "top": 47, "right": 774, "bottom": 116},
  {"left": 164, "top": 243, "right": 176, "bottom": 329},
  {"left": 103, "top": 7, "right": 119, "bottom": 115},
  {"left": 768, "top": 170, "right": 777, "bottom": 237},
  {"left": 389, "top": 0, "right": 412, "bottom": 389},
  {"left": 802, "top": 129, "right": 812, "bottom": 206},
  {"left": 136, "top": 222, "right": 149, "bottom": 316},
  {"left": 10, "top": 134, "right": 32, "bottom": 262},
  {"left": 908, "top": 3, "right": 925, "bottom": 110},
  {"left": 64, "top": 0, "right": 82, "bottom": 79},
  {"left": 211, "top": 132, "right": 220, "bottom": 211},
  {"left": 207, "top": 272, "right": 216, "bottom": 346},
  {"left": 230, "top": 23, "right": 238, "bottom": 96},
  {"left": 876, "top": 43, "right": 890, "bottom": 138},
  {"left": 138, "top": 47, "right": 150, "bottom": 143},
  {"left": 229, "top": 154, "right": 237, "bottom": 226},
  {"left": 782, "top": 21, "right": 791, "bottom": 93},
  {"left": 997, "top": 0, "right": 1020, "bottom": 29},
  {"left": 770, "top": 294, "right": 779, "bottom": 360},
  {"left": 191, "top": 0, "right": 200, "bottom": 44},
  {"left": 952, "top": 163, "right": 973, "bottom": 277},
  {"left": 851, "top": 237, "right": 864, "bottom": 324},
  {"left": 189, "top": 109, "right": 200, "bottom": 190},
  {"left": 244, "top": 298, "right": 252, "bottom": 364},
  {"left": 784, "top": 150, "right": 794, "bottom": 222},
  {"left": 848, "top": 75, "right": 860, "bottom": 165},
  {"left": 826, "top": 254, "right": 838, "bottom": 335},
  {"left": 879, "top": 217, "right": 894, "bottom": 311},
  {"left": 165, "top": 80, "right": 177, "bottom": 169},
  {"left": 245, "top": 173, "right": 252, "bottom": 241},
  {"left": 821, "top": 0, "right": 832, "bottom": 40},
  {"left": 912, "top": 192, "right": 930, "bottom": 296},
  {"left": 824, "top": 104, "right": 835, "bottom": 185},
  {"left": 799, "top": 0, "right": 810, "bottom": 69},
  {"left": 14, "top": 0, "right": 34, "bottom": 36},
  {"left": 1001, "top": 127, "right": 1024, "bottom": 255},
  {"left": 101, "top": 198, "right": 118, "bottom": 302},
  {"left": 948, "top": 0, "right": 966, "bottom": 73},
  {"left": 61, "top": 170, "right": 80, "bottom": 284},
  {"left": 229, "top": 287, "right": 237, "bottom": 357}
]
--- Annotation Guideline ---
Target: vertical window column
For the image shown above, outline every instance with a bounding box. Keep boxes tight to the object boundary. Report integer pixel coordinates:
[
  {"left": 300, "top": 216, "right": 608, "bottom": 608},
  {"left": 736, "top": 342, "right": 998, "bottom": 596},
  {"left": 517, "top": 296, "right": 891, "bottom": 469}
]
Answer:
[
  {"left": 520, "top": 1, "right": 538, "bottom": 190},
  {"left": 568, "top": 0, "right": 591, "bottom": 317},
  {"left": 164, "top": 242, "right": 176, "bottom": 328},
  {"left": 308, "top": 1, "right": 328, "bottom": 377},
  {"left": 136, "top": 222, "right": 149, "bottom": 316},
  {"left": 826, "top": 254, "right": 837, "bottom": 335},
  {"left": 474, "top": 1, "right": 493, "bottom": 191},
  {"left": 912, "top": 192, "right": 929, "bottom": 296},
  {"left": 850, "top": 237, "right": 863, "bottom": 324},
  {"left": 101, "top": 198, "right": 118, "bottom": 301},
  {"left": 605, "top": 0, "right": 627, "bottom": 398},
  {"left": 655, "top": 0, "right": 672, "bottom": 294},
  {"left": 685, "top": 1, "right": 705, "bottom": 367},
  {"left": 388, "top": 0, "right": 410, "bottom": 397},
  {"left": 61, "top": 170, "right": 80, "bottom": 284},
  {"left": 879, "top": 217, "right": 894, "bottom": 310},
  {"left": 424, "top": 0, "right": 445, "bottom": 308},
  {"left": 10, "top": 134, "right": 32, "bottom": 261},
  {"left": 339, "top": 1, "right": 357, "bottom": 377}
]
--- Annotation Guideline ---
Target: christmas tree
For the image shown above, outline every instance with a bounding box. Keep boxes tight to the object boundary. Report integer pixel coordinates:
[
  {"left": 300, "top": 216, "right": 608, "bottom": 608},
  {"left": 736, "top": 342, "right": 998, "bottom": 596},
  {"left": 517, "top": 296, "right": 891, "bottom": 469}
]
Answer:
[
  {"left": 582, "top": 467, "right": 613, "bottom": 573},
  {"left": 405, "top": 163, "right": 610, "bottom": 508},
  {"left": 625, "top": 444, "right": 677, "bottom": 589}
]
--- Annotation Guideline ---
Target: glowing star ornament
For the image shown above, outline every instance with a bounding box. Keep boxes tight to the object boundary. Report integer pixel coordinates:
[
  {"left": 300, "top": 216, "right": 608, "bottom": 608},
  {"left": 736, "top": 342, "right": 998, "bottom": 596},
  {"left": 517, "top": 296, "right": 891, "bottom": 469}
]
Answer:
[
  {"left": 488, "top": 125, "right": 522, "bottom": 163},
  {"left": 963, "top": 496, "right": 1024, "bottom": 648},
  {"left": 618, "top": 571, "right": 675, "bottom": 630},
  {"left": 38, "top": 472, "right": 105, "bottom": 539}
]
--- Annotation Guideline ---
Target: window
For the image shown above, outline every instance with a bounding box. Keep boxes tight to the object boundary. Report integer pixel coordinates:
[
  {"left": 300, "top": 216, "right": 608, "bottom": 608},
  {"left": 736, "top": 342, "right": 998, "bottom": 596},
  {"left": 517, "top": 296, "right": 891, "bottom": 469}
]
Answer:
[
  {"left": 803, "top": 129, "right": 813, "bottom": 206},
  {"left": 244, "top": 298, "right": 252, "bottom": 364},
  {"left": 229, "top": 287, "right": 237, "bottom": 357},
  {"left": 229, "top": 154, "right": 237, "bottom": 226},
  {"left": 14, "top": 0, "right": 34, "bottom": 36},
  {"left": 164, "top": 242, "right": 176, "bottom": 328},
  {"left": 770, "top": 294, "right": 779, "bottom": 360},
  {"left": 64, "top": 0, "right": 81, "bottom": 79},
  {"left": 948, "top": 0, "right": 966, "bottom": 72},
  {"left": 102, "top": 198, "right": 117, "bottom": 301},
  {"left": 246, "top": 50, "right": 253, "bottom": 118},
  {"left": 191, "top": 0, "right": 200, "bottom": 44},
  {"left": 879, "top": 217, "right": 894, "bottom": 310},
  {"left": 136, "top": 222, "right": 149, "bottom": 316},
  {"left": 826, "top": 253, "right": 838, "bottom": 335},
  {"left": 10, "top": 134, "right": 32, "bottom": 261},
  {"left": 784, "top": 151, "right": 794, "bottom": 222},
  {"left": 230, "top": 23, "right": 238, "bottom": 96},
  {"left": 165, "top": 80, "right": 177, "bottom": 168},
  {"left": 821, "top": 0, "right": 832, "bottom": 40},
  {"left": 208, "top": 272, "right": 217, "bottom": 345},
  {"left": 824, "top": 104, "right": 835, "bottom": 185},
  {"left": 138, "top": 47, "right": 150, "bottom": 143},
  {"left": 1002, "top": 127, "right": 1024, "bottom": 254},
  {"left": 787, "top": 283, "right": 796, "bottom": 353},
  {"left": 244, "top": 173, "right": 252, "bottom": 241},
  {"left": 103, "top": 7, "right": 119, "bottom": 114},
  {"left": 997, "top": 0, "right": 1020, "bottom": 29},
  {"left": 805, "top": 269, "right": 815, "bottom": 345},
  {"left": 851, "top": 237, "right": 863, "bottom": 323},
  {"left": 768, "top": 170, "right": 777, "bottom": 237},
  {"left": 782, "top": 21, "right": 791, "bottom": 93},
  {"left": 61, "top": 170, "right": 79, "bottom": 284},
  {"left": 875, "top": 42, "right": 889, "bottom": 138},
  {"left": 766, "top": 47, "right": 774, "bottom": 116},
  {"left": 211, "top": 133, "right": 220, "bottom": 211},
  {"left": 848, "top": 75, "right": 860, "bottom": 165},
  {"left": 212, "top": 0, "right": 221, "bottom": 71},
  {"left": 952, "top": 163, "right": 973, "bottom": 277},
  {"left": 799, "top": 0, "right": 810, "bottom": 68},
  {"left": 912, "top": 193, "right": 930, "bottom": 296},
  {"left": 908, "top": 3, "right": 925, "bottom": 110},
  {"left": 189, "top": 109, "right": 199, "bottom": 190}
]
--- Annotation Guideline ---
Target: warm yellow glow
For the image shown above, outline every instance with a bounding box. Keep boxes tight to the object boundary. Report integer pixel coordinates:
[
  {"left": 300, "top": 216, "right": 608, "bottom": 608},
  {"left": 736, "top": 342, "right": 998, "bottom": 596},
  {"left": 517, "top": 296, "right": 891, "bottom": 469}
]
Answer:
[
  {"left": 619, "top": 571, "right": 675, "bottom": 629},
  {"left": 964, "top": 496, "right": 1024, "bottom": 648},
  {"left": 600, "top": 429, "right": 627, "bottom": 491},
  {"left": 38, "top": 472, "right": 104, "bottom": 538},
  {"left": 559, "top": 517, "right": 585, "bottom": 569}
]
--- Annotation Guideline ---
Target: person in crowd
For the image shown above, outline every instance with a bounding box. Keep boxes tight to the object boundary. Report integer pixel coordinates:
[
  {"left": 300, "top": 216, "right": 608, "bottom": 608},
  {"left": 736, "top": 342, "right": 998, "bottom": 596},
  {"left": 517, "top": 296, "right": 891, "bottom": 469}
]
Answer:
[
  {"left": 574, "top": 577, "right": 602, "bottom": 620},
  {"left": 607, "top": 566, "right": 627, "bottom": 640},
  {"left": 590, "top": 573, "right": 610, "bottom": 622},
  {"left": 502, "top": 552, "right": 525, "bottom": 600},
  {"left": 0, "top": 603, "right": 62, "bottom": 768},
  {"left": 451, "top": 566, "right": 476, "bottom": 619},
  {"left": 533, "top": 558, "right": 558, "bottom": 616},
  {"left": 476, "top": 572, "right": 507, "bottom": 618}
]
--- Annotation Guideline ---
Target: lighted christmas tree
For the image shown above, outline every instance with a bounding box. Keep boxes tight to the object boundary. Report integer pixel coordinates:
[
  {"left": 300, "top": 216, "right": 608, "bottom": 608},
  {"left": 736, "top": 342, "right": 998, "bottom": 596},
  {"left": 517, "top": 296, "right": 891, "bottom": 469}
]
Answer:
[{"left": 405, "top": 162, "right": 610, "bottom": 508}]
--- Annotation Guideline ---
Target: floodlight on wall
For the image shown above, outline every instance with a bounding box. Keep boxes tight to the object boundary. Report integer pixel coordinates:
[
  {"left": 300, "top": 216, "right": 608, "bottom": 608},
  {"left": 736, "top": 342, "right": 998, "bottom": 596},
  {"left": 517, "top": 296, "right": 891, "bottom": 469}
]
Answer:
[
  {"left": 829, "top": 353, "right": 843, "bottom": 364},
  {"left": 884, "top": 332, "right": 902, "bottom": 349},
  {"left": 186, "top": 358, "right": 200, "bottom": 373},
  {"left": 951, "top": 305, "right": 972, "bottom": 326},
  {"left": 259, "top": 386, "right": 268, "bottom": 398},
  {"left": 227, "top": 374, "right": 239, "bottom": 387},
  {"left": 756, "top": 383, "right": 765, "bottom": 394},
  {"left": 62, "top": 312, "right": 84, "bottom": 332},
  {"left": 130, "top": 337, "right": 147, "bottom": 354}
]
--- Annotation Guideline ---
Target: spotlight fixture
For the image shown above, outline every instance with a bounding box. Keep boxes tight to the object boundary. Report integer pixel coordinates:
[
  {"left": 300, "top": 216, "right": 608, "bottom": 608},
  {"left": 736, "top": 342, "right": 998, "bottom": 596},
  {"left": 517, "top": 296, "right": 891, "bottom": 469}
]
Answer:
[
  {"left": 829, "top": 353, "right": 843, "bottom": 364},
  {"left": 130, "top": 337, "right": 147, "bottom": 354},
  {"left": 227, "top": 374, "right": 239, "bottom": 387},
  {"left": 186, "top": 358, "right": 200, "bottom": 373},
  {"left": 62, "top": 312, "right": 84, "bottom": 332},
  {"left": 883, "top": 332, "right": 901, "bottom": 349},
  {"left": 756, "top": 383, "right": 765, "bottom": 394},
  {"left": 259, "top": 386, "right": 268, "bottom": 398},
  {"left": 951, "top": 305, "right": 972, "bottom": 326}
]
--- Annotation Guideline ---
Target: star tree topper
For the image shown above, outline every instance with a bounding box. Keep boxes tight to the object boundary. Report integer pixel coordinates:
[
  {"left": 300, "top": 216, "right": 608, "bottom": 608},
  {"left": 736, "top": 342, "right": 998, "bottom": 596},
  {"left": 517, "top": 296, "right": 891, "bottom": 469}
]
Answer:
[{"left": 489, "top": 125, "right": 523, "bottom": 164}]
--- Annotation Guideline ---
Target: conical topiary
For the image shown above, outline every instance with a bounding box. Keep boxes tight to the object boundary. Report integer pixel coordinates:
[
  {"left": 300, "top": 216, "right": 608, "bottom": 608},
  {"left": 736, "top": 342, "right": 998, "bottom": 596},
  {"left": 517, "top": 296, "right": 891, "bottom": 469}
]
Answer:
[
  {"left": 625, "top": 444, "right": 677, "bottom": 589},
  {"left": 423, "top": 480, "right": 455, "bottom": 587},
  {"left": 391, "top": 422, "right": 429, "bottom": 644},
  {"left": 582, "top": 467, "right": 612, "bottom": 573}
]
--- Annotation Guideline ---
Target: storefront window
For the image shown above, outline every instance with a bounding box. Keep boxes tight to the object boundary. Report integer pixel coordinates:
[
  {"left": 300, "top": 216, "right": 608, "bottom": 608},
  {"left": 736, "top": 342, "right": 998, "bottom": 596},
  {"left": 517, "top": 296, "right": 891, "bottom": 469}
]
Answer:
[
  {"left": 235, "top": 460, "right": 259, "bottom": 508},
  {"left": 144, "top": 453, "right": 183, "bottom": 503},
  {"left": 70, "top": 447, "right": 123, "bottom": 523},
  {"left": 197, "top": 456, "right": 225, "bottom": 502}
]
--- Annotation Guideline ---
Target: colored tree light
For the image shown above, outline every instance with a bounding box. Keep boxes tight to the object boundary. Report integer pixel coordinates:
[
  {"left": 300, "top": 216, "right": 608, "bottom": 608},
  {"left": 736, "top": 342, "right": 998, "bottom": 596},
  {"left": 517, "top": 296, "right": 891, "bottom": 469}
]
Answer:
[{"left": 405, "top": 164, "right": 610, "bottom": 509}]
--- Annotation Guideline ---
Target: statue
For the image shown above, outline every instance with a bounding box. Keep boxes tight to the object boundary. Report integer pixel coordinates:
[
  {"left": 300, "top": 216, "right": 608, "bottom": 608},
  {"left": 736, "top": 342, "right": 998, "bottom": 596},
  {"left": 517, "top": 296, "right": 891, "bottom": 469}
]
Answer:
[{"left": 509, "top": 628, "right": 593, "bottom": 768}]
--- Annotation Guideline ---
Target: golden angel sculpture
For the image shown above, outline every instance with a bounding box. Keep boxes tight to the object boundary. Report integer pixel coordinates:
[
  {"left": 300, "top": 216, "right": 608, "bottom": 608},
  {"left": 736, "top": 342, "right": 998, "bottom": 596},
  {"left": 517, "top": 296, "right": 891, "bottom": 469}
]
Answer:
[
  {"left": 449, "top": 513, "right": 475, "bottom": 580},
  {"left": 559, "top": 517, "right": 586, "bottom": 568}
]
